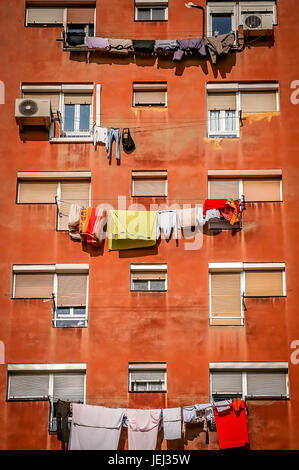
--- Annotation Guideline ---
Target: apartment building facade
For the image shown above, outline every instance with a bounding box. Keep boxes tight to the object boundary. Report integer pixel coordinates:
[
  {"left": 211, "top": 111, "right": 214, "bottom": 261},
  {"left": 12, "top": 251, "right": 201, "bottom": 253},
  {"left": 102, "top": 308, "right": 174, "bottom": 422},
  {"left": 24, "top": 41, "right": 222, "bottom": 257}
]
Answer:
[{"left": 0, "top": 0, "right": 299, "bottom": 450}]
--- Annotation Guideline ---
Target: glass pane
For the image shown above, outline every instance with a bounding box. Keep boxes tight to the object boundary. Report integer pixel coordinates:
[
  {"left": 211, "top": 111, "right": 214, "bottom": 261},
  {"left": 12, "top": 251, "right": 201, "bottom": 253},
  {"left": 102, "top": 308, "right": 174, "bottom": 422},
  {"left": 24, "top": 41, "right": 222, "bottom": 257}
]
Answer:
[
  {"left": 67, "top": 24, "right": 86, "bottom": 34},
  {"left": 149, "top": 382, "right": 163, "bottom": 391},
  {"left": 210, "top": 111, "right": 220, "bottom": 132},
  {"left": 149, "top": 280, "right": 166, "bottom": 291},
  {"left": 73, "top": 307, "right": 86, "bottom": 315},
  {"left": 137, "top": 8, "right": 151, "bottom": 20},
  {"left": 152, "top": 8, "right": 166, "bottom": 21},
  {"left": 57, "top": 307, "right": 71, "bottom": 316},
  {"left": 225, "top": 110, "right": 236, "bottom": 131},
  {"left": 134, "top": 382, "right": 147, "bottom": 391},
  {"left": 212, "top": 14, "right": 232, "bottom": 35},
  {"left": 132, "top": 280, "right": 149, "bottom": 291},
  {"left": 79, "top": 105, "right": 90, "bottom": 131},
  {"left": 64, "top": 104, "right": 75, "bottom": 131},
  {"left": 88, "top": 24, "right": 94, "bottom": 37}
]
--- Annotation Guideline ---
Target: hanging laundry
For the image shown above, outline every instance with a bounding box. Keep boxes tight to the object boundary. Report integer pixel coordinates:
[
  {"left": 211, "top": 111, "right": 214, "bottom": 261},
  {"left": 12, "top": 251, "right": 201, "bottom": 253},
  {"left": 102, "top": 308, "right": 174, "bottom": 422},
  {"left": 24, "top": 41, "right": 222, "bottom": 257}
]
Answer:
[
  {"left": 213, "top": 399, "right": 249, "bottom": 449},
  {"left": 127, "top": 409, "right": 161, "bottom": 450},
  {"left": 173, "top": 38, "right": 206, "bottom": 61},
  {"left": 93, "top": 125, "right": 108, "bottom": 147},
  {"left": 56, "top": 399, "right": 71, "bottom": 445},
  {"left": 205, "top": 33, "right": 235, "bottom": 64},
  {"left": 155, "top": 40, "right": 178, "bottom": 51},
  {"left": 66, "top": 32, "right": 85, "bottom": 47},
  {"left": 68, "top": 204, "right": 82, "bottom": 241},
  {"left": 108, "top": 38, "right": 133, "bottom": 54},
  {"left": 79, "top": 207, "right": 92, "bottom": 234},
  {"left": 133, "top": 40, "right": 155, "bottom": 54},
  {"left": 69, "top": 404, "right": 126, "bottom": 450},
  {"left": 106, "top": 128, "right": 121, "bottom": 162},
  {"left": 80, "top": 207, "right": 107, "bottom": 244},
  {"left": 93, "top": 208, "right": 108, "bottom": 242},
  {"left": 182, "top": 405, "right": 197, "bottom": 423},
  {"left": 122, "top": 128, "right": 135, "bottom": 152},
  {"left": 86, "top": 37, "right": 109, "bottom": 50},
  {"left": 203, "top": 199, "right": 240, "bottom": 225},
  {"left": 156, "top": 210, "right": 178, "bottom": 240},
  {"left": 108, "top": 209, "right": 158, "bottom": 250},
  {"left": 177, "top": 206, "right": 203, "bottom": 230},
  {"left": 205, "top": 208, "right": 221, "bottom": 223},
  {"left": 162, "top": 407, "right": 182, "bottom": 440}
]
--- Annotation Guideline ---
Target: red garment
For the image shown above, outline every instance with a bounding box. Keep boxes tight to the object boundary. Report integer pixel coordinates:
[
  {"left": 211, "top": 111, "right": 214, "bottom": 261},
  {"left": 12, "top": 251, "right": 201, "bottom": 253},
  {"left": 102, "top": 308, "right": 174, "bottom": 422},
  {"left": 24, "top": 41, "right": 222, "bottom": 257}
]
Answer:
[
  {"left": 203, "top": 199, "right": 240, "bottom": 225},
  {"left": 213, "top": 400, "right": 249, "bottom": 449}
]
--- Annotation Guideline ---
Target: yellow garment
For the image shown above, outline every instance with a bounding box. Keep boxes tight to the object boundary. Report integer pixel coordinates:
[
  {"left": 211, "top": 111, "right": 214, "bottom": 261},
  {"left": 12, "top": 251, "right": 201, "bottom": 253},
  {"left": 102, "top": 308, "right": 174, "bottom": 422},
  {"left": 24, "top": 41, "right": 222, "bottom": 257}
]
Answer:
[
  {"left": 108, "top": 210, "right": 157, "bottom": 250},
  {"left": 79, "top": 207, "right": 92, "bottom": 233}
]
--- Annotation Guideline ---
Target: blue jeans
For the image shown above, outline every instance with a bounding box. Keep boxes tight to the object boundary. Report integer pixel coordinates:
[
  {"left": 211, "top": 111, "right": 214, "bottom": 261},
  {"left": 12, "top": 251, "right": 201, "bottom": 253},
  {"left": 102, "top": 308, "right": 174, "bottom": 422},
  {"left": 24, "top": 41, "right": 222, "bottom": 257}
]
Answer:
[{"left": 106, "top": 128, "right": 121, "bottom": 161}]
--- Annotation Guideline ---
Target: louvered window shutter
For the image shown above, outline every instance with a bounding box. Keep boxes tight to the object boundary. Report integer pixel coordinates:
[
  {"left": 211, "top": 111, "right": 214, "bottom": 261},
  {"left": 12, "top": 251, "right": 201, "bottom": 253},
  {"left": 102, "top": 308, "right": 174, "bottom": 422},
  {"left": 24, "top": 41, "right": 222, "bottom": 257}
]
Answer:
[
  {"left": 208, "top": 92, "right": 237, "bottom": 111},
  {"left": 211, "top": 372, "right": 243, "bottom": 396},
  {"left": 243, "top": 178, "right": 281, "bottom": 202},
  {"left": 14, "top": 273, "right": 54, "bottom": 299},
  {"left": 245, "top": 270, "right": 284, "bottom": 296},
  {"left": 8, "top": 373, "right": 49, "bottom": 400},
  {"left": 241, "top": 90, "right": 277, "bottom": 113},
  {"left": 67, "top": 8, "right": 95, "bottom": 24},
  {"left": 53, "top": 373, "right": 85, "bottom": 402},
  {"left": 210, "top": 272, "right": 242, "bottom": 325},
  {"left": 18, "top": 181, "right": 58, "bottom": 203},
  {"left": 57, "top": 273, "right": 88, "bottom": 307},
  {"left": 59, "top": 181, "right": 90, "bottom": 230},
  {"left": 133, "top": 83, "right": 167, "bottom": 106},
  {"left": 246, "top": 372, "right": 287, "bottom": 397},
  {"left": 27, "top": 7, "right": 64, "bottom": 25},
  {"left": 209, "top": 179, "right": 240, "bottom": 199}
]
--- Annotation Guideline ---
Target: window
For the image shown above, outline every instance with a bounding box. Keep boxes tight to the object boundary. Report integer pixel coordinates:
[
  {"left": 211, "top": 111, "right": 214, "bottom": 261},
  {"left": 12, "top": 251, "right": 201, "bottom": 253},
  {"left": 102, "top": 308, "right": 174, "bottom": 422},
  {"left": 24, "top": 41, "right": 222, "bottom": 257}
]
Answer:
[
  {"left": 25, "top": 4, "right": 96, "bottom": 29},
  {"left": 132, "top": 171, "right": 167, "bottom": 197},
  {"left": 21, "top": 84, "right": 95, "bottom": 139},
  {"left": 135, "top": 0, "right": 168, "bottom": 21},
  {"left": 207, "top": 82, "right": 279, "bottom": 138},
  {"left": 208, "top": 169, "right": 283, "bottom": 202},
  {"left": 7, "top": 363, "right": 86, "bottom": 432},
  {"left": 12, "top": 264, "right": 89, "bottom": 328},
  {"left": 128, "top": 363, "right": 167, "bottom": 392},
  {"left": 206, "top": 1, "right": 277, "bottom": 36},
  {"left": 209, "top": 262, "right": 286, "bottom": 326},
  {"left": 210, "top": 362, "right": 289, "bottom": 400},
  {"left": 133, "top": 83, "right": 167, "bottom": 107},
  {"left": 17, "top": 171, "right": 91, "bottom": 230},
  {"left": 130, "top": 264, "right": 167, "bottom": 291}
]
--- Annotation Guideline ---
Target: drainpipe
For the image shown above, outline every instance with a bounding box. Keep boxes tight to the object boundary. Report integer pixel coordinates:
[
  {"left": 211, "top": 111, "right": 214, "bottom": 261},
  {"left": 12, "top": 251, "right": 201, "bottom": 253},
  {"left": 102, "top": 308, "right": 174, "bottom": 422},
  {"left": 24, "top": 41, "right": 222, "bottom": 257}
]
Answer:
[{"left": 185, "top": 2, "right": 206, "bottom": 38}]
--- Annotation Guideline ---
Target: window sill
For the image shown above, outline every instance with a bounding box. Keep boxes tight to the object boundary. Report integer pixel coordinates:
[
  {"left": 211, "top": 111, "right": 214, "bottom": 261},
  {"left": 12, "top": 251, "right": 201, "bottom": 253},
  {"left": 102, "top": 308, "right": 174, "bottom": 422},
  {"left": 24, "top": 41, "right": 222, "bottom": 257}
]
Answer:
[
  {"left": 128, "top": 390, "right": 167, "bottom": 393},
  {"left": 207, "top": 134, "right": 239, "bottom": 139},
  {"left": 50, "top": 137, "right": 93, "bottom": 144}
]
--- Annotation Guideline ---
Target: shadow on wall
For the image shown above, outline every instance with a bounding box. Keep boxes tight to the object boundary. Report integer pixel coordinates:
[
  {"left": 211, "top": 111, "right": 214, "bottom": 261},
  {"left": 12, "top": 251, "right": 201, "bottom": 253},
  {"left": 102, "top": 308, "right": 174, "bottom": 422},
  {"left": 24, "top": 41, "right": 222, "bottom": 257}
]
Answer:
[
  {"left": 19, "top": 126, "right": 50, "bottom": 142},
  {"left": 68, "top": 51, "right": 237, "bottom": 78}
]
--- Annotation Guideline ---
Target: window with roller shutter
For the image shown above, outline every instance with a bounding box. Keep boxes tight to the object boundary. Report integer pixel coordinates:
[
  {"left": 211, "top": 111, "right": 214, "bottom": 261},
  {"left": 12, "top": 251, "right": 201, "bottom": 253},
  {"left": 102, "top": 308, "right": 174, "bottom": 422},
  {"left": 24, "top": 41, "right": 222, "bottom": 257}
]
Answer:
[
  {"left": 128, "top": 363, "right": 167, "bottom": 392},
  {"left": 133, "top": 83, "right": 167, "bottom": 107},
  {"left": 132, "top": 170, "right": 167, "bottom": 197},
  {"left": 135, "top": 0, "right": 168, "bottom": 21},
  {"left": 208, "top": 175, "right": 282, "bottom": 202},
  {"left": 210, "top": 362, "right": 289, "bottom": 400},
  {"left": 130, "top": 264, "right": 167, "bottom": 291}
]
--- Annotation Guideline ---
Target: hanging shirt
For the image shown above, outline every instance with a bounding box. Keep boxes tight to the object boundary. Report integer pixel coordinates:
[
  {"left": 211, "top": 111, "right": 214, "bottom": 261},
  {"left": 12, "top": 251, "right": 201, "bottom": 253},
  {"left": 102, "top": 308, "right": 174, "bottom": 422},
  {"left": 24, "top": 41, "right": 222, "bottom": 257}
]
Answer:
[
  {"left": 93, "top": 126, "right": 108, "bottom": 146},
  {"left": 205, "top": 33, "right": 235, "bottom": 64},
  {"left": 156, "top": 210, "right": 178, "bottom": 240},
  {"left": 127, "top": 409, "right": 161, "bottom": 450},
  {"left": 162, "top": 407, "right": 182, "bottom": 440},
  {"left": 133, "top": 40, "right": 155, "bottom": 54},
  {"left": 182, "top": 405, "right": 197, "bottom": 423},
  {"left": 86, "top": 37, "right": 109, "bottom": 50},
  {"left": 177, "top": 206, "right": 203, "bottom": 230},
  {"left": 69, "top": 404, "right": 125, "bottom": 450},
  {"left": 213, "top": 400, "right": 249, "bottom": 449},
  {"left": 173, "top": 38, "right": 206, "bottom": 61}
]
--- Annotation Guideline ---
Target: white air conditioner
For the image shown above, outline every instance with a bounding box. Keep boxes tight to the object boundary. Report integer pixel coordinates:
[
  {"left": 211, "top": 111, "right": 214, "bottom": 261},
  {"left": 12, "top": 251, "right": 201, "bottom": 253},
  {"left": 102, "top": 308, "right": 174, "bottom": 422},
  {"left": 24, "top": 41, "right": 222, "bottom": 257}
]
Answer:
[
  {"left": 242, "top": 12, "right": 273, "bottom": 30},
  {"left": 15, "top": 98, "right": 52, "bottom": 128}
]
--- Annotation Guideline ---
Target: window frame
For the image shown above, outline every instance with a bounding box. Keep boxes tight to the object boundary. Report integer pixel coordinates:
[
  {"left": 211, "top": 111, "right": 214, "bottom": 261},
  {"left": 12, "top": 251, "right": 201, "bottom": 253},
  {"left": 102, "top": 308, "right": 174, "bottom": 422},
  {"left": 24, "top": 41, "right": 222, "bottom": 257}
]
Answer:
[
  {"left": 130, "top": 263, "right": 168, "bottom": 292},
  {"left": 135, "top": 4, "right": 168, "bottom": 22},
  {"left": 209, "top": 362, "right": 289, "bottom": 401},
  {"left": 132, "top": 83, "right": 168, "bottom": 108},
  {"left": 209, "top": 262, "right": 286, "bottom": 326},
  {"left": 128, "top": 363, "right": 167, "bottom": 392},
  {"left": 12, "top": 264, "right": 89, "bottom": 328},
  {"left": 25, "top": 5, "right": 97, "bottom": 31},
  {"left": 207, "top": 175, "right": 283, "bottom": 202}
]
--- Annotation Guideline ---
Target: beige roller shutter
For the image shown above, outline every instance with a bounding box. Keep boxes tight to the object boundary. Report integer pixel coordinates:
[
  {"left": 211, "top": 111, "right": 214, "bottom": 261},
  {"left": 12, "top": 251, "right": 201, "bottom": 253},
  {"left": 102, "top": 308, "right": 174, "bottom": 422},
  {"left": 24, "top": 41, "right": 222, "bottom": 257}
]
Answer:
[
  {"left": 53, "top": 373, "right": 85, "bottom": 402},
  {"left": 23, "top": 92, "right": 60, "bottom": 115},
  {"left": 18, "top": 181, "right": 58, "bottom": 203},
  {"left": 243, "top": 178, "right": 281, "bottom": 202},
  {"left": 209, "top": 179, "right": 240, "bottom": 199},
  {"left": 57, "top": 273, "right": 88, "bottom": 307},
  {"left": 134, "top": 83, "right": 167, "bottom": 106},
  {"left": 211, "top": 372, "right": 243, "bottom": 396},
  {"left": 26, "top": 7, "right": 64, "bottom": 25},
  {"left": 241, "top": 90, "right": 277, "bottom": 113},
  {"left": 67, "top": 7, "right": 95, "bottom": 23},
  {"left": 14, "top": 273, "right": 54, "bottom": 298},
  {"left": 211, "top": 272, "right": 242, "bottom": 325},
  {"left": 246, "top": 372, "right": 287, "bottom": 397},
  {"left": 245, "top": 270, "right": 284, "bottom": 296},
  {"left": 64, "top": 94, "right": 93, "bottom": 105},
  {"left": 59, "top": 181, "right": 90, "bottom": 230},
  {"left": 133, "top": 178, "right": 166, "bottom": 196},
  {"left": 208, "top": 92, "right": 236, "bottom": 111},
  {"left": 131, "top": 271, "right": 166, "bottom": 280}
]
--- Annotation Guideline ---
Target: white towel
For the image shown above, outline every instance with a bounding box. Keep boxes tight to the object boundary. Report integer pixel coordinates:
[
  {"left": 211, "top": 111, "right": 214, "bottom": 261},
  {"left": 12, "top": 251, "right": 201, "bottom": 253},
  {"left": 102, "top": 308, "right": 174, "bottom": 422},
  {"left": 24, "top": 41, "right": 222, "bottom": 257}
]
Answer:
[{"left": 163, "top": 407, "right": 182, "bottom": 440}]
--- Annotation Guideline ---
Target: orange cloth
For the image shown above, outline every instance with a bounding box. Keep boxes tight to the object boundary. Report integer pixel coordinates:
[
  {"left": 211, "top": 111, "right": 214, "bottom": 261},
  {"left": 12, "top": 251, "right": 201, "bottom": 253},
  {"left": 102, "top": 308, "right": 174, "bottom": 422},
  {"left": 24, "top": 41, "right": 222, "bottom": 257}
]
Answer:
[{"left": 79, "top": 207, "right": 92, "bottom": 234}]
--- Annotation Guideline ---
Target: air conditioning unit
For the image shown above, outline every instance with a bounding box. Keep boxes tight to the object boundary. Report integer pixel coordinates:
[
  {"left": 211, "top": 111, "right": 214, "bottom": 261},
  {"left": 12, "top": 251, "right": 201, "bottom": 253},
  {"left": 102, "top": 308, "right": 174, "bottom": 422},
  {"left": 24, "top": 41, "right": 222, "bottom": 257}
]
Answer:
[
  {"left": 15, "top": 98, "right": 52, "bottom": 128},
  {"left": 242, "top": 12, "right": 273, "bottom": 31}
]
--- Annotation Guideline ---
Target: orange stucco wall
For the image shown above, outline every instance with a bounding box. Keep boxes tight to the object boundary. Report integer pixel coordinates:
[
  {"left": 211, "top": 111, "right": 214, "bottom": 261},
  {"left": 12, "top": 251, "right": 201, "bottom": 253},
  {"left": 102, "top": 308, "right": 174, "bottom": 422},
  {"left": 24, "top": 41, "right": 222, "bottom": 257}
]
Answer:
[{"left": 0, "top": 0, "right": 299, "bottom": 450}]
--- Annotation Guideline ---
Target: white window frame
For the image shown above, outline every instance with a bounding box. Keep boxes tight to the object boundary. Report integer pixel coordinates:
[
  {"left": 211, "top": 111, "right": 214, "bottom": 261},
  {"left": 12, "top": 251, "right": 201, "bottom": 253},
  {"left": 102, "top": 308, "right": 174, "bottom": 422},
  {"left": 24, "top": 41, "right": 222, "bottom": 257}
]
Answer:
[
  {"left": 209, "top": 262, "right": 286, "bottom": 326},
  {"left": 209, "top": 362, "right": 289, "bottom": 400},
  {"left": 12, "top": 264, "right": 89, "bottom": 328},
  {"left": 16, "top": 171, "right": 91, "bottom": 230},
  {"left": 206, "top": 1, "right": 277, "bottom": 36},
  {"left": 207, "top": 82, "right": 279, "bottom": 138},
  {"left": 131, "top": 171, "right": 168, "bottom": 197},
  {"left": 135, "top": 2, "right": 168, "bottom": 21},
  {"left": 130, "top": 264, "right": 168, "bottom": 292},
  {"left": 128, "top": 363, "right": 167, "bottom": 392},
  {"left": 207, "top": 174, "right": 283, "bottom": 201},
  {"left": 25, "top": 6, "right": 97, "bottom": 30}
]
